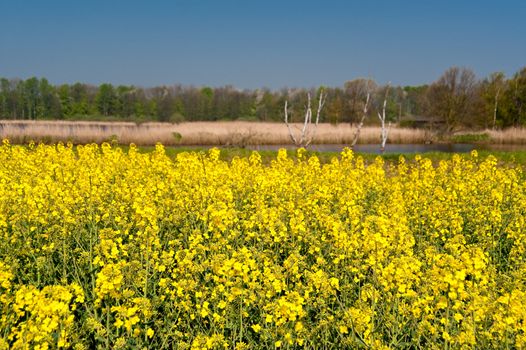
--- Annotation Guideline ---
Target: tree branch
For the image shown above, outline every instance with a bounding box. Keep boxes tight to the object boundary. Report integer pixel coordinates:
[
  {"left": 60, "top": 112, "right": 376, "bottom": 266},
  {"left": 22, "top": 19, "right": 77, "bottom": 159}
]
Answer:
[
  {"left": 351, "top": 91, "right": 370, "bottom": 147},
  {"left": 284, "top": 100, "right": 298, "bottom": 145}
]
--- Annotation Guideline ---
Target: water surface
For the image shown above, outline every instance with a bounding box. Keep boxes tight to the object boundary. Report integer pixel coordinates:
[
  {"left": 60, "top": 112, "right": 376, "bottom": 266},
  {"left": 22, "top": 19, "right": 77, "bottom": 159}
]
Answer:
[{"left": 248, "top": 143, "right": 477, "bottom": 154}]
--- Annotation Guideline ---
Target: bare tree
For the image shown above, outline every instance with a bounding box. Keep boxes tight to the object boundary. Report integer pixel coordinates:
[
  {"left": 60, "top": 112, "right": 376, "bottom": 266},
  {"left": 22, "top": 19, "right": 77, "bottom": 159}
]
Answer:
[
  {"left": 344, "top": 78, "right": 377, "bottom": 124},
  {"left": 350, "top": 86, "right": 371, "bottom": 148},
  {"left": 378, "top": 84, "right": 391, "bottom": 151},
  {"left": 284, "top": 90, "right": 326, "bottom": 147},
  {"left": 426, "top": 67, "right": 477, "bottom": 133}
]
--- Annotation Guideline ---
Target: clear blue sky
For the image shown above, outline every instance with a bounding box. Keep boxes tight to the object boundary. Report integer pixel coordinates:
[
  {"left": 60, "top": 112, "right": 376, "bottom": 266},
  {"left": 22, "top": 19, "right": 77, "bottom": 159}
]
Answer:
[{"left": 1, "top": 0, "right": 524, "bottom": 89}]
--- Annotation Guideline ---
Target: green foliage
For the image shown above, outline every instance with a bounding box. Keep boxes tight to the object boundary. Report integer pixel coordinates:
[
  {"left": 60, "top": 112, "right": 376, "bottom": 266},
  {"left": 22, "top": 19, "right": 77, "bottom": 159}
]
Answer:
[
  {"left": 450, "top": 133, "right": 490, "bottom": 143},
  {"left": 500, "top": 68, "right": 526, "bottom": 127},
  {"left": 169, "top": 112, "right": 185, "bottom": 124},
  {"left": 171, "top": 132, "right": 183, "bottom": 144},
  {"left": 399, "top": 120, "right": 417, "bottom": 128},
  {"left": 96, "top": 83, "right": 117, "bottom": 116}
]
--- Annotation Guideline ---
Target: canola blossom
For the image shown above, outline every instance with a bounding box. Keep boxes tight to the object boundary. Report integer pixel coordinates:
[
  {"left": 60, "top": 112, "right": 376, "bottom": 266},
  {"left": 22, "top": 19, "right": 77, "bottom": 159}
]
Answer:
[{"left": 1, "top": 141, "right": 526, "bottom": 349}]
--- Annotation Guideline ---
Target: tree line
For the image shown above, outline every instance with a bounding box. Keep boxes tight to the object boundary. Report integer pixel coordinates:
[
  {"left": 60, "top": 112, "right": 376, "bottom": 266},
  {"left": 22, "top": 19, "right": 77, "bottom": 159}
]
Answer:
[{"left": 0, "top": 66, "right": 525, "bottom": 130}]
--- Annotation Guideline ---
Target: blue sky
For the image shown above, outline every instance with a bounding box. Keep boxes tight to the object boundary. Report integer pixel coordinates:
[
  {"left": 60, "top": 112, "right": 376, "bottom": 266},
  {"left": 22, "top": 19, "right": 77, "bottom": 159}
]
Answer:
[{"left": 1, "top": 0, "right": 524, "bottom": 89}]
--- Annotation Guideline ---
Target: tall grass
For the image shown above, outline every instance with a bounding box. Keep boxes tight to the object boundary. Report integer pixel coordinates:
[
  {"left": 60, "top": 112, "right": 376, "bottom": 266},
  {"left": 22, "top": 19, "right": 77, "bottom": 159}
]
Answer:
[
  {"left": 0, "top": 120, "right": 432, "bottom": 146},
  {"left": 3, "top": 120, "right": 526, "bottom": 146},
  {"left": 486, "top": 127, "right": 526, "bottom": 145}
]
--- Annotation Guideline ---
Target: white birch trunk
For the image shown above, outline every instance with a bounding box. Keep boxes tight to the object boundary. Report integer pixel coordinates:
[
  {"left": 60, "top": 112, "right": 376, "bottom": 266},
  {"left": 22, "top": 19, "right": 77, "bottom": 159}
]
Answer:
[
  {"left": 284, "top": 90, "right": 326, "bottom": 148},
  {"left": 378, "top": 85, "right": 390, "bottom": 152},
  {"left": 351, "top": 92, "right": 370, "bottom": 148}
]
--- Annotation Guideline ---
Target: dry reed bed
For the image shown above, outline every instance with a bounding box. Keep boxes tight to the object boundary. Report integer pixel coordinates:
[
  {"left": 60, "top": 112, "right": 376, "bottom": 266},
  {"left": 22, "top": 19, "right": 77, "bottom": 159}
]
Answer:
[
  {"left": 486, "top": 128, "right": 526, "bottom": 145},
  {"left": 0, "top": 121, "right": 430, "bottom": 146},
  {"left": 2, "top": 120, "right": 526, "bottom": 146}
]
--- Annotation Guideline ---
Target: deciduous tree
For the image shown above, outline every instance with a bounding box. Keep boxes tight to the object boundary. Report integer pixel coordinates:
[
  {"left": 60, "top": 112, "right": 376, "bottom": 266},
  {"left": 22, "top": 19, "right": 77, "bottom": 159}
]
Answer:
[{"left": 426, "top": 67, "right": 477, "bottom": 133}]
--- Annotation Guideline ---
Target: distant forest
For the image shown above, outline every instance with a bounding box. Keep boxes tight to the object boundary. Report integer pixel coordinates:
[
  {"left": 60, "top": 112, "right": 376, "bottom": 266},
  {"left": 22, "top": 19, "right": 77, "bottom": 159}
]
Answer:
[{"left": 1, "top": 66, "right": 525, "bottom": 131}]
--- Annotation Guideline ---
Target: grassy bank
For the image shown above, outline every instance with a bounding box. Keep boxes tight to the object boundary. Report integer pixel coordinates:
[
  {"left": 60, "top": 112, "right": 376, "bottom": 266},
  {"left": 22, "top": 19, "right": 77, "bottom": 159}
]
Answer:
[{"left": 130, "top": 145, "right": 526, "bottom": 166}]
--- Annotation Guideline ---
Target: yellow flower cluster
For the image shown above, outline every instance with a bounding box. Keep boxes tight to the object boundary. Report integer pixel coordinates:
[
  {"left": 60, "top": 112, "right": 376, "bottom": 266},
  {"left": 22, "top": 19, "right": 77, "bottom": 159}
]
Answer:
[{"left": 1, "top": 141, "right": 526, "bottom": 349}]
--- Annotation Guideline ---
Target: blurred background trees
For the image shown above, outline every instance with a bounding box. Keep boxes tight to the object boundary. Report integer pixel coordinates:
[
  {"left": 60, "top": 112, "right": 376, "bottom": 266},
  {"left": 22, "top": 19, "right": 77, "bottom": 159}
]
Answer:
[{"left": 1, "top": 65, "right": 525, "bottom": 131}]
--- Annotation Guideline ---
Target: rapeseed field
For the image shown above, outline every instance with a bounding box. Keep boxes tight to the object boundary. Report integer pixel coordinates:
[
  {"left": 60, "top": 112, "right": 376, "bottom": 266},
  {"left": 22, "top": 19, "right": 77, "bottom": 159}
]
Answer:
[{"left": 1, "top": 141, "right": 525, "bottom": 349}]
